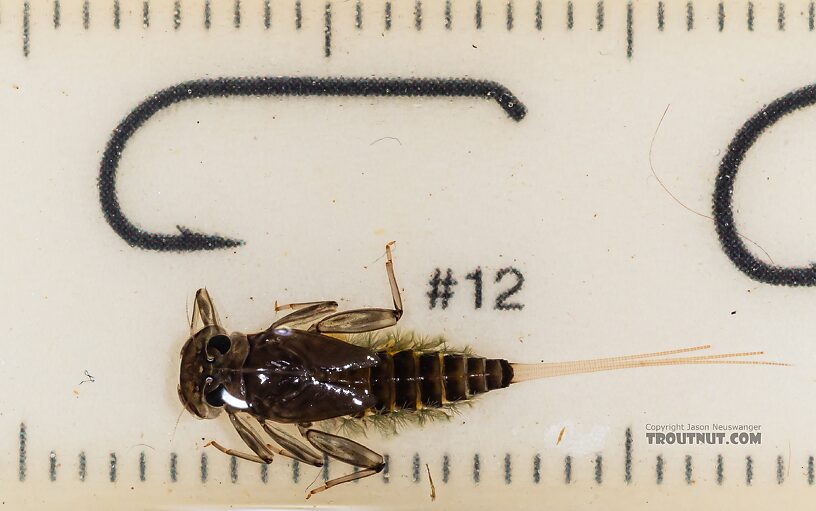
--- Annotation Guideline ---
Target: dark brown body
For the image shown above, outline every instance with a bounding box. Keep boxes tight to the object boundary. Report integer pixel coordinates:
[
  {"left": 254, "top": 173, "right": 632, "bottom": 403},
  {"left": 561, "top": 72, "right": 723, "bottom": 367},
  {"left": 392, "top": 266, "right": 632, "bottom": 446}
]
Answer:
[
  {"left": 365, "top": 350, "right": 514, "bottom": 411},
  {"left": 235, "top": 328, "right": 514, "bottom": 423}
]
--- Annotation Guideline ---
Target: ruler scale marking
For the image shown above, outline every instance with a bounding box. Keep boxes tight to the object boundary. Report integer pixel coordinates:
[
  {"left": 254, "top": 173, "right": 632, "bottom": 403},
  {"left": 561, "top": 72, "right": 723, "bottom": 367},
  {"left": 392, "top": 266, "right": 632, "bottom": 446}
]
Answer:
[
  {"left": 324, "top": 2, "right": 331, "bottom": 57},
  {"left": 22, "top": 1, "right": 28, "bottom": 57},
  {"left": 658, "top": 1, "right": 665, "bottom": 30},
  {"left": 685, "top": 455, "right": 693, "bottom": 485},
  {"left": 596, "top": 1, "right": 604, "bottom": 31},
  {"left": 626, "top": 2, "right": 633, "bottom": 60},
  {"left": 13, "top": 448, "right": 786, "bottom": 488},
  {"left": 6, "top": 0, "right": 816, "bottom": 60},
  {"left": 564, "top": 455, "right": 572, "bottom": 484},
  {"left": 810, "top": 1, "right": 815, "bottom": 30},
  {"left": 718, "top": 1, "right": 725, "bottom": 31},
  {"left": 776, "top": 455, "right": 784, "bottom": 485},
  {"left": 746, "top": 455, "right": 753, "bottom": 486},
  {"left": 532, "top": 454, "right": 541, "bottom": 484},
  {"left": 656, "top": 455, "right": 664, "bottom": 484},
  {"left": 747, "top": 1, "right": 754, "bottom": 31},
  {"left": 717, "top": 454, "right": 724, "bottom": 485},
  {"left": 2, "top": 1, "right": 815, "bottom": 507},
  {"left": 170, "top": 453, "right": 178, "bottom": 483},
  {"left": 19, "top": 423, "right": 26, "bottom": 482},
  {"left": 200, "top": 453, "right": 208, "bottom": 483},
  {"left": 687, "top": 1, "right": 694, "bottom": 30},
  {"left": 777, "top": 2, "right": 784, "bottom": 30},
  {"left": 595, "top": 455, "right": 603, "bottom": 484},
  {"left": 78, "top": 452, "right": 86, "bottom": 482},
  {"left": 109, "top": 453, "right": 117, "bottom": 483},
  {"left": 49, "top": 451, "right": 57, "bottom": 482},
  {"left": 624, "top": 427, "right": 633, "bottom": 484}
]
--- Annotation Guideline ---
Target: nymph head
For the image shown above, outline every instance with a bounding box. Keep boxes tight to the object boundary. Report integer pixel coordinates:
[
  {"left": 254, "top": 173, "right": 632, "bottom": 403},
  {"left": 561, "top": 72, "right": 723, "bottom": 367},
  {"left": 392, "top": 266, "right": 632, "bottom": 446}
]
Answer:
[{"left": 178, "top": 289, "right": 248, "bottom": 419}]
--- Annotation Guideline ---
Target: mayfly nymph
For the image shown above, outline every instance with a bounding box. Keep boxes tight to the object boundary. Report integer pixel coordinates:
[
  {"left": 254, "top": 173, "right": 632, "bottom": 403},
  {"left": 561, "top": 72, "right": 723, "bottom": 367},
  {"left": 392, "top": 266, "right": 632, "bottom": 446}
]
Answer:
[{"left": 177, "top": 242, "right": 785, "bottom": 497}]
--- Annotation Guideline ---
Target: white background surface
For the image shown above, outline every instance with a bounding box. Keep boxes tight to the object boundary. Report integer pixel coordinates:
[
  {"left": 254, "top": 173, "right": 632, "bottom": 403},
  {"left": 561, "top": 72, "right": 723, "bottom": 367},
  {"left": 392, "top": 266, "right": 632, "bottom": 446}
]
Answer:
[{"left": 1, "top": 0, "right": 815, "bottom": 508}]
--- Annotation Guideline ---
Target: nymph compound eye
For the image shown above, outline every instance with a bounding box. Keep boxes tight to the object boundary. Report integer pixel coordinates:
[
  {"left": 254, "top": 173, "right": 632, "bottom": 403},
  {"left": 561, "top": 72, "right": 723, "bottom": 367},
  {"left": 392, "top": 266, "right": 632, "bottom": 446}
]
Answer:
[
  {"left": 205, "top": 384, "right": 226, "bottom": 407},
  {"left": 202, "top": 376, "right": 224, "bottom": 407},
  {"left": 206, "top": 334, "right": 231, "bottom": 359}
]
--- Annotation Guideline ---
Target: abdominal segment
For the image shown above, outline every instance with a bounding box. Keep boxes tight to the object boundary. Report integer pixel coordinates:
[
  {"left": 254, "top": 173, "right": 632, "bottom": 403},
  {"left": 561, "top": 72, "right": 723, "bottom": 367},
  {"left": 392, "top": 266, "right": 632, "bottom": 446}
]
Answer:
[{"left": 359, "top": 350, "right": 514, "bottom": 413}]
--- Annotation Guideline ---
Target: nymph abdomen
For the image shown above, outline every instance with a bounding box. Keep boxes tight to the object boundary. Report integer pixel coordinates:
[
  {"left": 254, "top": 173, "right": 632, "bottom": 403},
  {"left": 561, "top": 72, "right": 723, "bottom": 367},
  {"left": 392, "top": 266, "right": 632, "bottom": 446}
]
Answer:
[{"left": 364, "top": 350, "right": 514, "bottom": 413}]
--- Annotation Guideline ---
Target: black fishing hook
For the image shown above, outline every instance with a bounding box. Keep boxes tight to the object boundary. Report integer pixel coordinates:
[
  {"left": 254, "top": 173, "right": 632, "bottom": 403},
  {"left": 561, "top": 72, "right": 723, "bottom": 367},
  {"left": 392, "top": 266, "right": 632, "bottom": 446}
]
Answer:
[
  {"left": 715, "top": 83, "right": 816, "bottom": 286},
  {"left": 98, "top": 76, "right": 527, "bottom": 252}
]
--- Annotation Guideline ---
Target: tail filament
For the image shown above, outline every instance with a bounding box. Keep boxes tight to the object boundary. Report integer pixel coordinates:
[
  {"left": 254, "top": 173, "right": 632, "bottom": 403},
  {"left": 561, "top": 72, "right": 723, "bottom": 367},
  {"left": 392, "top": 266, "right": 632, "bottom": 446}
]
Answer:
[{"left": 510, "top": 344, "right": 787, "bottom": 383}]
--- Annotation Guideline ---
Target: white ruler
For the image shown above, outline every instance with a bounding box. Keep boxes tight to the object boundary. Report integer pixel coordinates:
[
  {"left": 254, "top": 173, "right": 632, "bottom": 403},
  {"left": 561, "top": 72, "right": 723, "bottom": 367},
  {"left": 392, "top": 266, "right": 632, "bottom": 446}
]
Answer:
[{"left": 2, "top": 0, "right": 815, "bottom": 509}]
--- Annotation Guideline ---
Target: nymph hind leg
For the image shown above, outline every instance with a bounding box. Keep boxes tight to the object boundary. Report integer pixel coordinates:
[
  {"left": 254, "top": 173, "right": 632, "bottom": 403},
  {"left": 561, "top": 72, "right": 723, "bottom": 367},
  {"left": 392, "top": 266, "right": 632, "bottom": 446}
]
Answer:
[
  {"left": 206, "top": 413, "right": 323, "bottom": 466},
  {"left": 314, "top": 242, "right": 403, "bottom": 334},
  {"left": 297, "top": 424, "right": 385, "bottom": 498},
  {"left": 205, "top": 413, "right": 276, "bottom": 463},
  {"left": 269, "top": 301, "right": 338, "bottom": 331},
  {"left": 259, "top": 420, "right": 324, "bottom": 466},
  {"left": 205, "top": 441, "right": 269, "bottom": 464}
]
